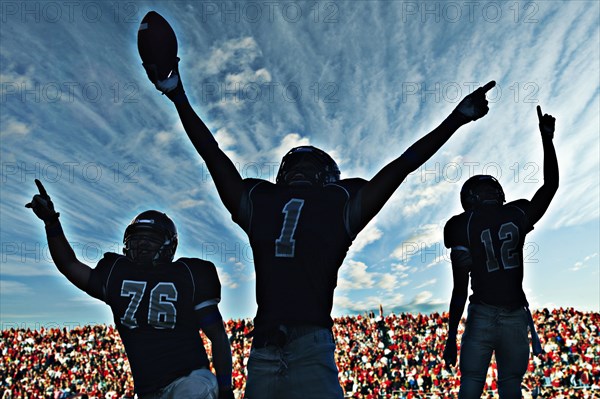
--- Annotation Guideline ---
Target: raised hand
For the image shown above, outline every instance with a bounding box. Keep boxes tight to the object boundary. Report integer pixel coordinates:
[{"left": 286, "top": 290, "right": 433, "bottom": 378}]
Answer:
[
  {"left": 25, "top": 179, "right": 60, "bottom": 224},
  {"left": 142, "top": 57, "right": 185, "bottom": 102},
  {"left": 537, "top": 105, "right": 555, "bottom": 139},
  {"left": 453, "top": 81, "right": 496, "bottom": 122},
  {"left": 443, "top": 337, "right": 458, "bottom": 369}
]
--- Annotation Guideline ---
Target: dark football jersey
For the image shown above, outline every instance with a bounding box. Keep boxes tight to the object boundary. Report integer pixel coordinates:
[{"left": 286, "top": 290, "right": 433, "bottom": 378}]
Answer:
[
  {"left": 444, "top": 200, "right": 533, "bottom": 307},
  {"left": 85, "top": 253, "right": 221, "bottom": 394},
  {"left": 233, "top": 178, "right": 367, "bottom": 331}
]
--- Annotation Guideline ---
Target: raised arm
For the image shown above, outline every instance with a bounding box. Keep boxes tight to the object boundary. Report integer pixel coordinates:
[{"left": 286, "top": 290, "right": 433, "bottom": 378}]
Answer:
[
  {"left": 354, "top": 81, "right": 496, "bottom": 232},
  {"left": 527, "top": 105, "right": 559, "bottom": 226},
  {"left": 150, "top": 62, "right": 245, "bottom": 216},
  {"left": 25, "top": 179, "right": 91, "bottom": 291},
  {"left": 198, "top": 305, "right": 235, "bottom": 399}
]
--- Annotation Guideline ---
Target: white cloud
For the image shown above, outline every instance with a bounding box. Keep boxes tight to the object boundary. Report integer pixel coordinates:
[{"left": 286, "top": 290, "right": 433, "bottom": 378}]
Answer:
[
  {"left": 571, "top": 253, "right": 599, "bottom": 272},
  {"left": 200, "top": 37, "right": 261, "bottom": 75},
  {"left": 338, "top": 260, "right": 375, "bottom": 290},
  {"left": 176, "top": 199, "right": 205, "bottom": 209},
  {"left": 216, "top": 268, "right": 239, "bottom": 289},
  {"left": 272, "top": 133, "right": 311, "bottom": 161},
  {"left": 413, "top": 291, "right": 434, "bottom": 304},
  {"left": 391, "top": 223, "right": 444, "bottom": 263},
  {"left": 0, "top": 280, "right": 33, "bottom": 295},
  {"left": 415, "top": 279, "right": 437, "bottom": 289},
  {"left": 154, "top": 130, "right": 172, "bottom": 145},
  {"left": 214, "top": 128, "right": 237, "bottom": 149},
  {"left": 225, "top": 68, "right": 272, "bottom": 86},
  {"left": 349, "top": 218, "right": 383, "bottom": 255},
  {"left": 1, "top": 117, "right": 32, "bottom": 137},
  {"left": 378, "top": 273, "right": 398, "bottom": 291},
  {"left": 401, "top": 182, "right": 455, "bottom": 217},
  {"left": 0, "top": 256, "right": 60, "bottom": 277}
]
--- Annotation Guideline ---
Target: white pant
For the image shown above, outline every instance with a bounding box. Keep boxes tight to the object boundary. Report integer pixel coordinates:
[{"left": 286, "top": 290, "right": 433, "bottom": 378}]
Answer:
[{"left": 140, "top": 368, "right": 218, "bottom": 399}]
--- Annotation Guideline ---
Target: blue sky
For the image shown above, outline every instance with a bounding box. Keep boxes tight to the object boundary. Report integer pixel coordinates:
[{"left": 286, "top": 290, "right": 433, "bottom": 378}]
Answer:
[{"left": 1, "top": 1, "right": 599, "bottom": 329}]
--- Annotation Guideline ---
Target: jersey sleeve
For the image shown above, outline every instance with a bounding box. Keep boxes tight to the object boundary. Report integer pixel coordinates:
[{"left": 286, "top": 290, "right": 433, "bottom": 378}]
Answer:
[
  {"left": 506, "top": 199, "right": 535, "bottom": 233},
  {"left": 179, "top": 258, "right": 222, "bottom": 311},
  {"left": 444, "top": 214, "right": 469, "bottom": 249},
  {"left": 232, "top": 178, "right": 268, "bottom": 234},
  {"left": 335, "top": 178, "right": 369, "bottom": 237},
  {"left": 444, "top": 215, "right": 473, "bottom": 270},
  {"left": 85, "top": 252, "right": 124, "bottom": 302}
]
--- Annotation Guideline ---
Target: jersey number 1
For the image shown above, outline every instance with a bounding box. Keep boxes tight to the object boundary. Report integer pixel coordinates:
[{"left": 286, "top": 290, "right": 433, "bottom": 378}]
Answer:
[
  {"left": 480, "top": 222, "right": 521, "bottom": 272},
  {"left": 275, "top": 199, "right": 305, "bottom": 257}
]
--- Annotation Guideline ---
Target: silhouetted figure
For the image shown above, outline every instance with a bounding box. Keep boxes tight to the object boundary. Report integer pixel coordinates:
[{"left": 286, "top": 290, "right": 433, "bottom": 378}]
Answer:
[
  {"left": 442, "top": 106, "right": 558, "bottom": 399},
  {"left": 26, "top": 182, "right": 234, "bottom": 399}
]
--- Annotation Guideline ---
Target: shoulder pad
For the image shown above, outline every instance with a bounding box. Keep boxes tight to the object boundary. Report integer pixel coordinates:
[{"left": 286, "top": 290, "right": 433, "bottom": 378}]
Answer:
[
  {"left": 99, "top": 252, "right": 127, "bottom": 265},
  {"left": 327, "top": 178, "right": 367, "bottom": 192},
  {"left": 175, "top": 257, "right": 215, "bottom": 268},
  {"left": 444, "top": 213, "right": 469, "bottom": 248},
  {"left": 505, "top": 199, "right": 530, "bottom": 211}
]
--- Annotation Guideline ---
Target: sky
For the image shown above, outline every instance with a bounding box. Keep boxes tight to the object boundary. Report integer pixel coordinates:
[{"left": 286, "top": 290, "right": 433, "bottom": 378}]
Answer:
[{"left": 1, "top": 1, "right": 599, "bottom": 329}]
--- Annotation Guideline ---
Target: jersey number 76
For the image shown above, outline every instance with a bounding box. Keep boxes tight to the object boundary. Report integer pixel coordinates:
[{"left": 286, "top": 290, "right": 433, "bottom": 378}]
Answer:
[{"left": 120, "top": 280, "right": 178, "bottom": 329}]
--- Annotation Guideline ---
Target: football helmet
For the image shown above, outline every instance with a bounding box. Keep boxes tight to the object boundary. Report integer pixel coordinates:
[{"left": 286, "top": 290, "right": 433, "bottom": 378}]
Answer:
[
  {"left": 123, "top": 210, "right": 178, "bottom": 265},
  {"left": 276, "top": 146, "right": 340, "bottom": 186},
  {"left": 460, "top": 175, "right": 505, "bottom": 211}
]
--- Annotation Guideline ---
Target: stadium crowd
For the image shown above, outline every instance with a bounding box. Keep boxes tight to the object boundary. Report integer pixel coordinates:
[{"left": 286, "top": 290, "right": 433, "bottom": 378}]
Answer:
[{"left": 1, "top": 308, "right": 598, "bottom": 398}]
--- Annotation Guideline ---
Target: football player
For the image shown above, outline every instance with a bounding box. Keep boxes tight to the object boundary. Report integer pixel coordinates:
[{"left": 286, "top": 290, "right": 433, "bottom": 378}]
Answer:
[
  {"left": 442, "top": 106, "right": 558, "bottom": 398},
  {"left": 145, "top": 49, "right": 496, "bottom": 397},
  {"left": 26, "top": 181, "right": 235, "bottom": 399}
]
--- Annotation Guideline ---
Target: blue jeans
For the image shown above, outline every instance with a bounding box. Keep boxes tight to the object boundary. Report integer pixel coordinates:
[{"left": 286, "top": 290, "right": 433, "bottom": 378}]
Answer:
[
  {"left": 244, "top": 327, "right": 343, "bottom": 399},
  {"left": 459, "top": 303, "right": 529, "bottom": 399}
]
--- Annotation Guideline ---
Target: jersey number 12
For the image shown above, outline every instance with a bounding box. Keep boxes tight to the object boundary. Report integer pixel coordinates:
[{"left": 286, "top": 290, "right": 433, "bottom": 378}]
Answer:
[{"left": 480, "top": 222, "right": 521, "bottom": 272}]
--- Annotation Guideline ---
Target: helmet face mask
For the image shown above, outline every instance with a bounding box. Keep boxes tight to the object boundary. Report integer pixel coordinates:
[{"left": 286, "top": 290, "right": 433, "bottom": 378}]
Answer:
[
  {"left": 460, "top": 175, "right": 505, "bottom": 211},
  {"left": 123, "top": 210, "right": 178, "bottom": 265},
  {"left": 276, "top": 146, "right": 340, "bottom": 186}
]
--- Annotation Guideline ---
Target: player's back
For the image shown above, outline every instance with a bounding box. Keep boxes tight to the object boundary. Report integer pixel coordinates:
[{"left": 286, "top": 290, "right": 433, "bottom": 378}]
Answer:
[
  {"left": 447, "top": 200, "right": 533, "bottom": 307},
  {"left": 234, "top": 178, "right": 366, "bottom": 330}
]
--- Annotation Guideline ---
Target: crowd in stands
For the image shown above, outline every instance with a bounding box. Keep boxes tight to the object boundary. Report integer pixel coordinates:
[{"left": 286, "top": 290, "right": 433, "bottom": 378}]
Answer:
[{"left": 1, "top": 308, "right": 598, "bottom": 398}]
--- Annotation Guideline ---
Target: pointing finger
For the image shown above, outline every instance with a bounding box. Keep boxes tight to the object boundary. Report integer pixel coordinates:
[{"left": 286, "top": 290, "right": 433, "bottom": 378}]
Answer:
[
  {"left": 481, "top": 80, "right": 496, "bottom": 93},
  {"left": 35, "top": 179, "right": 48, "bottom": 197},
  {"left": 537, "top": 105, "right": 543, "bottom": 121}
]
